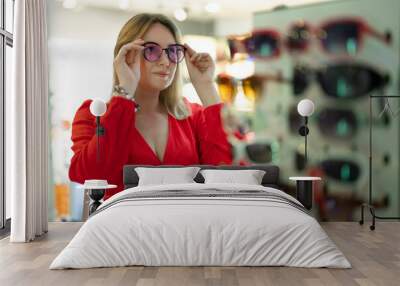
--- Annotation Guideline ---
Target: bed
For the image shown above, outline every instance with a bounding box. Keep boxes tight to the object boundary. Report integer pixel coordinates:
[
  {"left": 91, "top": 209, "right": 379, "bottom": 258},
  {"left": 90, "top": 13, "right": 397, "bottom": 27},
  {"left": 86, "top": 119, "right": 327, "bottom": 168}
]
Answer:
[{"left": 49, "top": 164, "right": 351, "bottom": 269}]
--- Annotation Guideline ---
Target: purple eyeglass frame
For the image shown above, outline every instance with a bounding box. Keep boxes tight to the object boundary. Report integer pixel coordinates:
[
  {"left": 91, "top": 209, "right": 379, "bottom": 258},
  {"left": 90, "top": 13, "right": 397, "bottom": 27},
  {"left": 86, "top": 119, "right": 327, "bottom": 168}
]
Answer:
[{"left": 142, "top": 41, "right": 187, "bottom": 63}]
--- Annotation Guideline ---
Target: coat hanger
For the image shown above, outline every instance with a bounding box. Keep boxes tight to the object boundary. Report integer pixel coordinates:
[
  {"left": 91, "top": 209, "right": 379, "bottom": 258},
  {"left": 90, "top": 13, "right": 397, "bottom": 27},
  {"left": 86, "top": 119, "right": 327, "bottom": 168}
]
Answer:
[{"left": 378, "top": 96, "right": 400, "bottom": 118}]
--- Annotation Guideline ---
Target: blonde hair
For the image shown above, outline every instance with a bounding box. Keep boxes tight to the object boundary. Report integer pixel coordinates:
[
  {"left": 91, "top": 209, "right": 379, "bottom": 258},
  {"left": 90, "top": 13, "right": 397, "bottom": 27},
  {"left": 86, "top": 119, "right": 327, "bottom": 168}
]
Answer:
[{"left": 113, "top": 13, "right": 191, "bottom": 119}]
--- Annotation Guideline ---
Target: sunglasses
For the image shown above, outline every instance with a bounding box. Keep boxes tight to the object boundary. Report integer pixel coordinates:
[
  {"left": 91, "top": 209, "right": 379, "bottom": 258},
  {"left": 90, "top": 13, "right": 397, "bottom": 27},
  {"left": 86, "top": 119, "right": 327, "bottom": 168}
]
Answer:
[
  {"left": 142, "top": 42, "right": 186, "bottom": 63},
  {"left": 289, "top": 106, "right": 358, "bottom": 139},
  {"left": 228, "top": 17, "right": 392, "bottom": 59},
  {"left": 320, "top": 159, "right": 361, "bottom": 183},
  {"left": 292, "top": 62, "right": 390, "bottom": 98},
  {"left": 216, "top": 74, "right": 269, "bottom": 104},
  {"left": 231, "top": 141, "right": 279, "bottom": 165},
  {"left": 245, "top": 141, "right": 281, "bottom": 164},
  {"left": 294, "top": 154, "right": 363, "bottom": 184}
]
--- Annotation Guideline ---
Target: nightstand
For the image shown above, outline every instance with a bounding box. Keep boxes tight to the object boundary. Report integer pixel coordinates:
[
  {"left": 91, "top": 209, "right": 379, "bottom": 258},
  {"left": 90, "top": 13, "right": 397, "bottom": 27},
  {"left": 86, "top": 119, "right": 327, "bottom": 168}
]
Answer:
[{"left": 289, "top": 177, "right": 321, "bottom": 210}]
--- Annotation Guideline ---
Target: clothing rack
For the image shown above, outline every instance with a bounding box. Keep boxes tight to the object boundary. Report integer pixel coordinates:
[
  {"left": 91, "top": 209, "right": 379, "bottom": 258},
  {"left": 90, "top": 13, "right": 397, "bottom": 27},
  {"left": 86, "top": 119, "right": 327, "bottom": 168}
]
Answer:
[{"left": 359, "top": 95, "right": 400, "bottom": 230}]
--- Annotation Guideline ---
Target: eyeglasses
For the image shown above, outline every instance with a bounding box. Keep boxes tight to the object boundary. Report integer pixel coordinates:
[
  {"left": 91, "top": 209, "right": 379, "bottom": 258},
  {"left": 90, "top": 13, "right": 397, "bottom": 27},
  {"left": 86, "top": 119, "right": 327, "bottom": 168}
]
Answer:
[
  {"left": 142, "top": 42, "right": 186, "bottom": 64},
  {"left": 228, "top": 17, "right": 392, "bottom": 59},
  {"left": 292, "top": 62, "right": 390, "bottom": 98}
]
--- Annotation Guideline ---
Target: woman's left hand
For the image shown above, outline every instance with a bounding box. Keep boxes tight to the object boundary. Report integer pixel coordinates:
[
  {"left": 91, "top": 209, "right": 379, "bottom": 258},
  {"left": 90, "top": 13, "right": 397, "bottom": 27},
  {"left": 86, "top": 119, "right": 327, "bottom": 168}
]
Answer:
[{"left": 184, "top": 43, "right": 215, "bottom": 86}]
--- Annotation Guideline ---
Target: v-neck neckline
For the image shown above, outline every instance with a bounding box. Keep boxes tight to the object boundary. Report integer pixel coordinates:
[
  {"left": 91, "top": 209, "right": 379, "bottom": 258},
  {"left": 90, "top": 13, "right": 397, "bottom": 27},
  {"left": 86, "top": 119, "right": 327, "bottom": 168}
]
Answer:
[{"left": 134, "top": 112, "right": 171, "bottom": 163}]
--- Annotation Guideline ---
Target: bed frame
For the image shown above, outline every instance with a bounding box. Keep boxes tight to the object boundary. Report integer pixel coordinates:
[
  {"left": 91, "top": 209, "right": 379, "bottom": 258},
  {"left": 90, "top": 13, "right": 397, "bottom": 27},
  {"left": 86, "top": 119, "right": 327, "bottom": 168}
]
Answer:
[
  {"left": 122, "top": 164, "right": 311, "bottom": 210},
  {"left": 86, "top": 164, "right": 313, "bottom": 218},
  {"left": 85, "top": 164, "right": 280, "bottom": 218},
  {"left": 123, "top": 164, "right": 280, "bottom": 189}
]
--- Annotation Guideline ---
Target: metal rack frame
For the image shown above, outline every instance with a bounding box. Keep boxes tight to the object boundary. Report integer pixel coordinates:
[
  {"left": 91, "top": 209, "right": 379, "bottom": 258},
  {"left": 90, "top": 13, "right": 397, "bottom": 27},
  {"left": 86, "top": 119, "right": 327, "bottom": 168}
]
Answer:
[{"left": 359, "top": 95, "right": 400, "bottom": 230}]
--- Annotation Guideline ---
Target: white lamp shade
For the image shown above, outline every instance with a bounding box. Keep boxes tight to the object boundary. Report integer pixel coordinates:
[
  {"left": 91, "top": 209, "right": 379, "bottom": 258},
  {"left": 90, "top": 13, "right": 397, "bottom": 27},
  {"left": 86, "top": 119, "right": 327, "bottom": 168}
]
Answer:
[
  {"left": 90, "top": 98, "right": 107, "bottom": 117},
  {"left": 297, "top": 99, "right": 315, "bottom": 117}
]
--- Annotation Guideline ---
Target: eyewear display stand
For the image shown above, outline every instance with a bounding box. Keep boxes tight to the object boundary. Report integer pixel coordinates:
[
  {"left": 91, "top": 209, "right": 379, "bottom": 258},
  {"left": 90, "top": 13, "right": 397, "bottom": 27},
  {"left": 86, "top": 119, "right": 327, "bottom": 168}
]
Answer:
[{"left": 359, "top": 95, "right": 400, "bottom": 230}]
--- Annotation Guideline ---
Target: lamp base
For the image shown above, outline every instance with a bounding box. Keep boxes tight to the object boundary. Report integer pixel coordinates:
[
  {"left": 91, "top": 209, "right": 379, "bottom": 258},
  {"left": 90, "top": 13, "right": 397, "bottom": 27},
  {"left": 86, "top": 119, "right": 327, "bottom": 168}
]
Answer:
[
  {"left": 296, "top": 180, "right": 313, "bottom": 210},
  {"left": 88, "top": 189, "right": 105, "bottom": 215}
]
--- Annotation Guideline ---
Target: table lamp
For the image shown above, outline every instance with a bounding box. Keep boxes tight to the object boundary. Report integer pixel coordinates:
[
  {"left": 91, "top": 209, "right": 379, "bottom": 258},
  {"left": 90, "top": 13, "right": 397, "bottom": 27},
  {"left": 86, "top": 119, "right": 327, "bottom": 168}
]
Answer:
[
  {"left": 297, "top": 99, "right": 315, "bottom": 167},
  {"left": 89, "top": 98, "right": 107, "bottom": 162}
]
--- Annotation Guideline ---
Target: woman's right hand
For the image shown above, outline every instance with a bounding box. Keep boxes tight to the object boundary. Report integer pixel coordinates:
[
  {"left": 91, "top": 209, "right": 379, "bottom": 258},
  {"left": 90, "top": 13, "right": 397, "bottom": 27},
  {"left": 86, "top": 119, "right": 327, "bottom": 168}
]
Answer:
[{"left": 113, "top": 38, "right": 145, "bottom": 95}]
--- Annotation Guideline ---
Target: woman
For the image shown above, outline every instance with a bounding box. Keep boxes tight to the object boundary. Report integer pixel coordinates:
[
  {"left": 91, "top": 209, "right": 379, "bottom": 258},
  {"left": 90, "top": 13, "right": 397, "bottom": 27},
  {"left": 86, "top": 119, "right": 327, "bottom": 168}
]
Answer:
[{"left": 69, "top": 13, "right": 233, "bottom": 200}]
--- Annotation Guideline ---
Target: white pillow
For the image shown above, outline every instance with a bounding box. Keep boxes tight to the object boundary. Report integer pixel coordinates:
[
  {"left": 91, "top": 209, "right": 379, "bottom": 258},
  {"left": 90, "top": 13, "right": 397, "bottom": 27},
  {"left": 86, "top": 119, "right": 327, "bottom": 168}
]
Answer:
[
  {"left": 200, "top": 169, "right": 266, "bottom": 185},
  {"left": 135, "top": 167, "right": 201, "bottom": 186}
]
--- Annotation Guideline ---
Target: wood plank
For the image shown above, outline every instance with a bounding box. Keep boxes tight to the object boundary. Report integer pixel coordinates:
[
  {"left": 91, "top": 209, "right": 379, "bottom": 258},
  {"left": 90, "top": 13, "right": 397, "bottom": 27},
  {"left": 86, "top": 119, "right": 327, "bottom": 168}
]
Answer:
[{"left": 0, "top": 222, "right": 399, "bottom": 286}]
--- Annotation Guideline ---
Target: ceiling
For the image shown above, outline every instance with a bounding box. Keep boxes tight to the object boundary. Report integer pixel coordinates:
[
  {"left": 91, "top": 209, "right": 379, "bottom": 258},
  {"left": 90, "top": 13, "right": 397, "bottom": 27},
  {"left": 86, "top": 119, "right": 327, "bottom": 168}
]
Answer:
[{"left": 60, "top": 0, "right": 334, "bottom": 21}]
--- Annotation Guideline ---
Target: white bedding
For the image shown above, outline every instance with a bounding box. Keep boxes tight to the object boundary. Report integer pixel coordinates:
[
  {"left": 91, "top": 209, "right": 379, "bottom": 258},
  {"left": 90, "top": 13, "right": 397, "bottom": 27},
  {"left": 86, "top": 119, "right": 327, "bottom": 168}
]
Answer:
[{"left": 49, "top": 183, "right": 351, "bottom": 269}]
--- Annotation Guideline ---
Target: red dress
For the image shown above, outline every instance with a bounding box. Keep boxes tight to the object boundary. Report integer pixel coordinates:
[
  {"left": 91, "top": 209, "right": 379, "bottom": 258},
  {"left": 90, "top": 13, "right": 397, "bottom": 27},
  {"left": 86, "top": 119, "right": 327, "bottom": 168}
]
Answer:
[{"left": 69, "top": 96, "right": 233, "bottom": 200}]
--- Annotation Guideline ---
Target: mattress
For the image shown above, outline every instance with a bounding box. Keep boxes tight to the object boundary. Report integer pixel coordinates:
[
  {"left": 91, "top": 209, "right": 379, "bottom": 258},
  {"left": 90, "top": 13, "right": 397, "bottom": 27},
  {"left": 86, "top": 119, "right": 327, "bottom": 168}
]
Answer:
[{"left": 49, "top": 183, "right": 351, "bottom": 269}]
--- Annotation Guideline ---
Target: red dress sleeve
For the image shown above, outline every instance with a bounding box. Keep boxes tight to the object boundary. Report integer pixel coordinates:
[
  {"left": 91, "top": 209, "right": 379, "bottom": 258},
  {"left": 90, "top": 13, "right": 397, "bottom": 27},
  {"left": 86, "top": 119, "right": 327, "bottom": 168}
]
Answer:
[
  {"left": 187, "top": 99, "right": 233, "bottom": 165},
  {"left": 68, "top": 96, "right": 135, "bottom": 185}
]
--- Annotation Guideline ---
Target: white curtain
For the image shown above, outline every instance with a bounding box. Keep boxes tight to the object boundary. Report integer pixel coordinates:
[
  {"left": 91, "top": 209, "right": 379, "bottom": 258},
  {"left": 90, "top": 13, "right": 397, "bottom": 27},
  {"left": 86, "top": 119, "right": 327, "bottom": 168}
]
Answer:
[{"left": 10, "top": 0, "right": 49, "bottom": 242}]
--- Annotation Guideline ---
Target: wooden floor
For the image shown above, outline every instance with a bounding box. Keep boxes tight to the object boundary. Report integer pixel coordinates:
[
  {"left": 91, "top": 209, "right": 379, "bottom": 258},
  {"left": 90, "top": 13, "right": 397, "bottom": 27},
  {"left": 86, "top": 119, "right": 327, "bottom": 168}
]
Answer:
[{"left": 0, "top": 222, "right": 399, "bottom": 286}]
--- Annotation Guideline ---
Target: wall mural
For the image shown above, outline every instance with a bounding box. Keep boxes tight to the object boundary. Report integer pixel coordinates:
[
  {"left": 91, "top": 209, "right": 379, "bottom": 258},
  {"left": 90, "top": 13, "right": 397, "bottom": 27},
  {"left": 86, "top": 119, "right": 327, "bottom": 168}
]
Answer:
[{"left": 48, "top": 0, "right": 399, "bottom": 222}]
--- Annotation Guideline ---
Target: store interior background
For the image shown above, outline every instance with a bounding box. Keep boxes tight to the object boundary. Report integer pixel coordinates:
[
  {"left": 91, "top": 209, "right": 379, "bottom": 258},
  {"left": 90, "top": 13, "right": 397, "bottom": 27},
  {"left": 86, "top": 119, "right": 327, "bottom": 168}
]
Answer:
[{"left": 45, "top": 0, "right": 399, "bottom": 222}]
